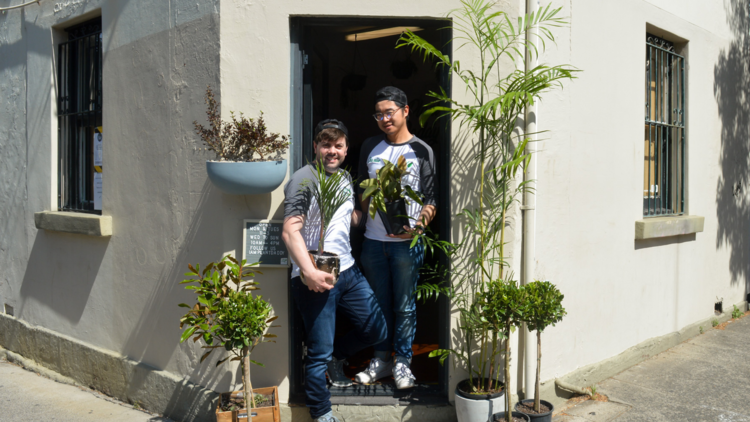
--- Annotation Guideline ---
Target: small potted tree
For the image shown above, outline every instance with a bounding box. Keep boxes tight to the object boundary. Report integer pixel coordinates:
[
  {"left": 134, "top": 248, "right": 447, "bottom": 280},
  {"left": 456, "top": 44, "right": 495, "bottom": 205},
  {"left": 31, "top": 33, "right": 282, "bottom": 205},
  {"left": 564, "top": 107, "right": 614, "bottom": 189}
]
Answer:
[
  {"left": 360, "top": 155, "right": 423, "bottom": 235},
  {"left": 301, "top": 160, "right": 353, "bottom": 284},
  {"left": 478, "top": 279, "right": 530, "bottom": 422},
  {"left": 179, "top": 255, "right": 280, "bottom": 422},
  {"left": 194, "top": 86, "right": 290, "bottom": 195},
  {"left": 515, "top": 281, "right": 566, "bottom": 422}
]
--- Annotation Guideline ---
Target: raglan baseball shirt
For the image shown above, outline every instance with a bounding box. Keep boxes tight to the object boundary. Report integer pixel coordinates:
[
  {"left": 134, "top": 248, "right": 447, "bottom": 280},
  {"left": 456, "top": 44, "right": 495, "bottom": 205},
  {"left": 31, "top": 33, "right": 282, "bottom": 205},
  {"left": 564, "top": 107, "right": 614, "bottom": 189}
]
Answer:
[
  {"left": 284, "top": 164, "right": 355, "bottom": 278},
  {"left": 357, "top": 134, "right": 438, "bottom": 242}
]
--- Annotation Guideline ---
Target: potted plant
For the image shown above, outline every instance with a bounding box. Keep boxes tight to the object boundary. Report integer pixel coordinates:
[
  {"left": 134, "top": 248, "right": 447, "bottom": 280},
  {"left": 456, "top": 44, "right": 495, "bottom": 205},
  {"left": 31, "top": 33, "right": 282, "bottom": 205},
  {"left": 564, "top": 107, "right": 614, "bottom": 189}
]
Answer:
[
  {"left": 194, "top": 86, "right": 290, "bottom": 195},
  {"left": 397, "top": 1, "right": 576, "bottom": 421},
  {"left": 179, "top": 254, "right": 281, "bottom": 422},
  {"left": 514, "top": 280, "right": 566, "bottom": 422},
  {"left": 300, "top": 160, "right": 353, "bottom": 284},
  {"left": 359, "top": 155, "right": 423, "bottom": 235}
]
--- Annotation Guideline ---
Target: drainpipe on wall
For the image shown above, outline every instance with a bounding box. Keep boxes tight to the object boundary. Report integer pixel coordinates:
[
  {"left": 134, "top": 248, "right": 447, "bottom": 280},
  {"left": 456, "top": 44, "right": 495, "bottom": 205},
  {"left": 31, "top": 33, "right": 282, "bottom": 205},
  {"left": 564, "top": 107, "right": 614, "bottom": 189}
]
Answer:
[{"left": 522, "top": 0, "right": 539, "bottom": 403}]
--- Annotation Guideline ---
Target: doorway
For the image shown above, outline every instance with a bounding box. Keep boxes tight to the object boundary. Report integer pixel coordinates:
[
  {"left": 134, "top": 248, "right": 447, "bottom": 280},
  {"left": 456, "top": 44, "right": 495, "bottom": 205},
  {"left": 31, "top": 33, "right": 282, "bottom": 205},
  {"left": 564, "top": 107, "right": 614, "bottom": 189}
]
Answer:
[{"left": 289, "top": 16, "right": 452, "bottom": 401}]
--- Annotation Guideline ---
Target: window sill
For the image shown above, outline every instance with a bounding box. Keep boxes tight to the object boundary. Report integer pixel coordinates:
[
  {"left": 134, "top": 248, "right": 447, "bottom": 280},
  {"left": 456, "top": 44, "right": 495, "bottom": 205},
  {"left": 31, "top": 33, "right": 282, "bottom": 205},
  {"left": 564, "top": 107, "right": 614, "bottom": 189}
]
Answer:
[
  {"left": 34, "top": 211, "right": 112, "bottom": 237},
  {"left": 635, "top": 215, "right": 704, "bottom": 240}
]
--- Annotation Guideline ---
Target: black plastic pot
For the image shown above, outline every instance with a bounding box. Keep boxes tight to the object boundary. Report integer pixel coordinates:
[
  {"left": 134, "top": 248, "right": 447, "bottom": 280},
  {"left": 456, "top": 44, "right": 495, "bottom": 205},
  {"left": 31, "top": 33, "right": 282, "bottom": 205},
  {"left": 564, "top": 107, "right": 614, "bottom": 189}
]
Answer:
[
  {"left": 378, "top": 198, "right": 409, "bottom": 235},
  {"left": 514, "top": 399, "right": 554, "bottom": 422},
  {"left": 306, "top": 251, "right": 340, "bottom": 285},
  {"left": 492, "top": 411, "right": 531, "bottom": 422}
]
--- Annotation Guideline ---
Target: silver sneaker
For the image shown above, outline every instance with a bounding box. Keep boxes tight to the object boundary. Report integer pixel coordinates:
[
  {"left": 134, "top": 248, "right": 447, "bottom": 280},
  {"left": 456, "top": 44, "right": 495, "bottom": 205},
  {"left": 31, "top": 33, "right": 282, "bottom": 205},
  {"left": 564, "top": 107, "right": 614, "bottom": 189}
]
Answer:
[
  {"left": 354, "top": 357, "right": 393, "bottom": 384},
  {"left": 314, "top": 411, "right": 341, "bottom": 422},
  {"left": 393, "top": 356, "right": 416, "bottom": 389},
  {"left": 326, "top": 357, "right": 352, "bottom": 387}
]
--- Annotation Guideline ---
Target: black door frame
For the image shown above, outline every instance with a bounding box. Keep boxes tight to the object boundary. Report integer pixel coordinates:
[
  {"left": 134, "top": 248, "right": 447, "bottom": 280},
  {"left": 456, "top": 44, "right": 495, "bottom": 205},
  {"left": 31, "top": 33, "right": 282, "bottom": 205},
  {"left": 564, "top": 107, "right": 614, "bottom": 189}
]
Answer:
[{"left": 289, "top": 15, "right": 453, "bottom": 401}]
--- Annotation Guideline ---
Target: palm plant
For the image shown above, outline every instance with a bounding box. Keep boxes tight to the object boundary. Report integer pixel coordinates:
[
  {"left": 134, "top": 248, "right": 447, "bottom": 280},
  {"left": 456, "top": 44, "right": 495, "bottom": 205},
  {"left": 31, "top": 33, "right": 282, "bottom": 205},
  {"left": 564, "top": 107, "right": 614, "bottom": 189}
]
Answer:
[
  {"left": 178, "top": 255, "right": 278, "bottom": 417},
  {"left": 302, "top": 160, "right": 352, "bottom": 254},
  {"left": 398, "top": 1, "right": 576, "bottom": 419}
]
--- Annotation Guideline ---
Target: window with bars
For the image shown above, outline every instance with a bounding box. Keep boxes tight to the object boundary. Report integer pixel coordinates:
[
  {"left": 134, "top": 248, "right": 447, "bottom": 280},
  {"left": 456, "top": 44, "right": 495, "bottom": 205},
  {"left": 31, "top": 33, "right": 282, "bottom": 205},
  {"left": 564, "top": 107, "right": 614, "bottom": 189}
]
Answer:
[
  {"left": 643, "top": 33, "right": 685, "bottom": 217},
  {"left": 57, "top": 18, "right": 103, "bottom": 214}
]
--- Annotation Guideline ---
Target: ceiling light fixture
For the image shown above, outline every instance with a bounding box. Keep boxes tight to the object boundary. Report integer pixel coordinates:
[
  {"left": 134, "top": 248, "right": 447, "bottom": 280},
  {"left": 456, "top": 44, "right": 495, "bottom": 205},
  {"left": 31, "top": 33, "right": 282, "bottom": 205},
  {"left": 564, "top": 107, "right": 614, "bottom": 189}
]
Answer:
[{"left": 345, "top": 26, "right": 423, "bottom": 42}]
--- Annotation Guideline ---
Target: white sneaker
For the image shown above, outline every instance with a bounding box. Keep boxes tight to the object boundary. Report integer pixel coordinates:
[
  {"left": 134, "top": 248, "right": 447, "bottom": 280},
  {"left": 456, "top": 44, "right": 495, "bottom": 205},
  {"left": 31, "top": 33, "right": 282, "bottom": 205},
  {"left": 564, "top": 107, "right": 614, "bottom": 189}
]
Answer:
[
  {"left": 314, "top": 411, "right": 341, "bottom": 422},
  {"left": 393, "top": 356, "right": 416, "bottom": 389},
  {"left": 354, "top": 357, "right": 393, "bottom": 384},
  {"left": 326, "top": 357, "right": 352, "bottom": 387}
]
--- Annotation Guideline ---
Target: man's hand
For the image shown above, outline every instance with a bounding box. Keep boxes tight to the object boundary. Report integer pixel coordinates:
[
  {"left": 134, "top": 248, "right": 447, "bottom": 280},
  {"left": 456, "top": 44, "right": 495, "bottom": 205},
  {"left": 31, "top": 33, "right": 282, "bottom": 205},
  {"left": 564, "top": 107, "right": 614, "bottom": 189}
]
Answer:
[{"left": 302, "top": 268, "right": 336, "bottom": 292}]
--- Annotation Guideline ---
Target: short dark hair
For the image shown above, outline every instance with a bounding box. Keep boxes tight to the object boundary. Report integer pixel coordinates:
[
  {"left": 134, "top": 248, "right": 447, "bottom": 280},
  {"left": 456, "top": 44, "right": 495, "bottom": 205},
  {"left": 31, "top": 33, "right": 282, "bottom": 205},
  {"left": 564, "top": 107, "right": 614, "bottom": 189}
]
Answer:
[
  {"left": 314, "top": 119, "right": 349, "bottom": 146},
  {"left": 374, "top": 86, "right": 407, "bottom": 108}
]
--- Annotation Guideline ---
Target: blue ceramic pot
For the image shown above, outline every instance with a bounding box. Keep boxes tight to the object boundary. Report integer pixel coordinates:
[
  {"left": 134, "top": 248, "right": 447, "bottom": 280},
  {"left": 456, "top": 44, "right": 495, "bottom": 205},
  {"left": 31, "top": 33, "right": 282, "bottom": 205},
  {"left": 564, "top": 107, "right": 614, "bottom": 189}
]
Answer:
[{"left": 206, "top": 160, "right": 287, "bottom": 195}]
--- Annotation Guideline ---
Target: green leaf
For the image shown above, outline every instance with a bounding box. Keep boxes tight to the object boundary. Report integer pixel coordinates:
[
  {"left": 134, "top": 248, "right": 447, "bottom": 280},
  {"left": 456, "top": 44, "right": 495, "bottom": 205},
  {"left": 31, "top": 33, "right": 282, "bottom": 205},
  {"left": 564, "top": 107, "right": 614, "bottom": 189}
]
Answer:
[{"left": 180, "top": 326, "right": 196, "bottom": 343}]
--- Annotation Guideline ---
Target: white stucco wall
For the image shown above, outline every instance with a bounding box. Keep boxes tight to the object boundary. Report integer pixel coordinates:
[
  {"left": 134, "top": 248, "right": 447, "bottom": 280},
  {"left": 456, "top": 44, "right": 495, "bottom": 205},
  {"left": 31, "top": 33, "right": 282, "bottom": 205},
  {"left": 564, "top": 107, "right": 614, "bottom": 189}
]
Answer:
[{"left": 534, "top": 0, "right": 747, "bottom": 386}]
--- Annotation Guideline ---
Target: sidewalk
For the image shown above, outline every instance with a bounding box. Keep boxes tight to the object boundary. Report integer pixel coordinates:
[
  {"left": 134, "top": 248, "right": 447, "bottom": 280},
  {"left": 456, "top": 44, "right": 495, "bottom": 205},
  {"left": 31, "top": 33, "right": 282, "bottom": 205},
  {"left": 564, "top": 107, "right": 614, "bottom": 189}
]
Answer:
[
  {"left": 0, "top": 357, "right": 171, "bottom": 422},
  {"left": 554, "top": 312, "right": 750, "bottom": 421}
]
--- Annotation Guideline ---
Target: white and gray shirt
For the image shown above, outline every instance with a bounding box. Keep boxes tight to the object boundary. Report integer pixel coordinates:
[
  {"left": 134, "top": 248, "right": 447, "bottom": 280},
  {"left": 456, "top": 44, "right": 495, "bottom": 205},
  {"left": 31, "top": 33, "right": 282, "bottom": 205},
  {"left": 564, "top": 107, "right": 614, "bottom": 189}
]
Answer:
[
  {"left": 357, "top": 135, "right": 438, "bottom": 242},
  {"left": 284, "top": 164, "right": 355, "bottom": 278}
]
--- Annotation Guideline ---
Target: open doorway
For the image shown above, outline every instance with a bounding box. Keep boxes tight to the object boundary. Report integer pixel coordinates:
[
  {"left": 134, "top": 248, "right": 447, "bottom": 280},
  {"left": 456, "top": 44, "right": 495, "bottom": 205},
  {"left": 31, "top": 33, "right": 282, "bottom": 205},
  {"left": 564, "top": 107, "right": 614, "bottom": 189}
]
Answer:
[{"left": 289, "top": 17, "right": 452, "bottom": 401}]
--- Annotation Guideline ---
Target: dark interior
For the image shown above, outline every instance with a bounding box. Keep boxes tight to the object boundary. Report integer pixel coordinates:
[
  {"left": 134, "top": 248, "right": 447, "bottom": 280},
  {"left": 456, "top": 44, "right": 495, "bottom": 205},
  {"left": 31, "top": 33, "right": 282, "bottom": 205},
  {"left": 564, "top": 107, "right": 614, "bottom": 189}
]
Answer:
[{"left": 290, "top": 17, "right": 451, "bottom": 400}]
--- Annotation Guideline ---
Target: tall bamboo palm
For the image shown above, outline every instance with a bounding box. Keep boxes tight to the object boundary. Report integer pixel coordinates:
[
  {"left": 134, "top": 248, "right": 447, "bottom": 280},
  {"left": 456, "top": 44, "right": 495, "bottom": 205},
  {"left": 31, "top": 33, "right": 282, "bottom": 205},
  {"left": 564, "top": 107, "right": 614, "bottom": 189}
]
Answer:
[
  {"left": 400, "top": 1, "right": 577, "bottom": 418},
  {"left": 303, "top": 160, "right": 352, "bottom": 253}
]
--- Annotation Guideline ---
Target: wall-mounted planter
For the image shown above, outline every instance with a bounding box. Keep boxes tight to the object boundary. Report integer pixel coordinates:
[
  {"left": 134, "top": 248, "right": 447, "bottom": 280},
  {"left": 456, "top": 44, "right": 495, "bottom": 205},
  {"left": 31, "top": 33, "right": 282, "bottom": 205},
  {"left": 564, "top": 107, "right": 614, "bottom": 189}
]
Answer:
[{"left": 206, "top": 160, "right": 287, "bottom": 195}]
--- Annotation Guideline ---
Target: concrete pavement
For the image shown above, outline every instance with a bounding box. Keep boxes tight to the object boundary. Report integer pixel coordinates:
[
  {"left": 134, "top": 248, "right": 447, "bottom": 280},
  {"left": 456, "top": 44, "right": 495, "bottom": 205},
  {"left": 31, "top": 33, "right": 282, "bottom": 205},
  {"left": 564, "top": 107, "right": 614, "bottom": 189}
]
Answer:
[
  {"left": 0, "top": 358, "right": 171, "bottom": 422},
  {"left": 554, "top": 313, "right": 750, "bottom": 421}
]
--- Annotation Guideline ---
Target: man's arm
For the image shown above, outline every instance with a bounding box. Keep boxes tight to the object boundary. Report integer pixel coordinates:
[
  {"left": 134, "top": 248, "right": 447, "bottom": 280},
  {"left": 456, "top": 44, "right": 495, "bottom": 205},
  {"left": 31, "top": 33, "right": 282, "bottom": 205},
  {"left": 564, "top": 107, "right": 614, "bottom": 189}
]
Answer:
[{"left": 282, "top": 215, "right": 334, "bottom": 292}]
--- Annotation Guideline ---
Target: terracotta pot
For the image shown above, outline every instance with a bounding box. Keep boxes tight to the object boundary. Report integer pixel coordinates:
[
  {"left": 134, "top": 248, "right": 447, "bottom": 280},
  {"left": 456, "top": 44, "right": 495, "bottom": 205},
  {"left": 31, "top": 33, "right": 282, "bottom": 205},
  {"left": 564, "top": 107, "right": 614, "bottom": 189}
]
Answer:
[
  {"left": 215, "top": 386, "right": 280, "bottom": 422},
  {"left": 305, "top": 250, "right": 340, "bottom": 285}
]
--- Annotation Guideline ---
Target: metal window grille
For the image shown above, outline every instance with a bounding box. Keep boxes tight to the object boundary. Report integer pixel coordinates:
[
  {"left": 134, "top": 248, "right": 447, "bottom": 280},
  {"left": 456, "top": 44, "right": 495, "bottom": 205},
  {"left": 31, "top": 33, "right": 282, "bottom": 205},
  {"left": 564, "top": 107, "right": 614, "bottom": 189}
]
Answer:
[
  {"left": 58, "top": 18, "right": 103, "bottom": 214},
  {"left": 643, "top": 34, "right": 685, "bottom": 216}
]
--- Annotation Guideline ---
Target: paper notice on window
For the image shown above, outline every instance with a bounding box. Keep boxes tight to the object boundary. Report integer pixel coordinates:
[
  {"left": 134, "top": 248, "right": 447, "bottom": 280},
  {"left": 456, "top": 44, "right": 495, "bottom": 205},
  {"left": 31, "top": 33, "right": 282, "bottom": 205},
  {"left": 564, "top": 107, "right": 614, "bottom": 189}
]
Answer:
[
  {"left": 94, "top": 172, "right": 103, "bottom": 210},
  {"left": 94, "top": 133, "right": 103, "bottom": 166}
]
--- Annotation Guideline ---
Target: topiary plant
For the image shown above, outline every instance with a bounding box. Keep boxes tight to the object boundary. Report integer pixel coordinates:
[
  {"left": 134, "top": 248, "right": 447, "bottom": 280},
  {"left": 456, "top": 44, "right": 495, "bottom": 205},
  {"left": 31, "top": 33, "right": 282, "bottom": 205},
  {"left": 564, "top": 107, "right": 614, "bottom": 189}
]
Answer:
[
  {"left": 523, "top": 280, "right": 566, "bottom": 412},
  {"left": 179, "top": 255, "right": 278, "bottom": 416}
]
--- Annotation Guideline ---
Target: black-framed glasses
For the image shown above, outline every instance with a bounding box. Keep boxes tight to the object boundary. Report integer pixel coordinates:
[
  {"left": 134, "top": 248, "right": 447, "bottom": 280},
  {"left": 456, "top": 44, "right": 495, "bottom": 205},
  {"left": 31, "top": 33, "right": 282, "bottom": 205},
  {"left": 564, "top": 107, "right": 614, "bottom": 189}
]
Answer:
[{"left": 372, "top": 107, "right": 403, "bottom": 122}]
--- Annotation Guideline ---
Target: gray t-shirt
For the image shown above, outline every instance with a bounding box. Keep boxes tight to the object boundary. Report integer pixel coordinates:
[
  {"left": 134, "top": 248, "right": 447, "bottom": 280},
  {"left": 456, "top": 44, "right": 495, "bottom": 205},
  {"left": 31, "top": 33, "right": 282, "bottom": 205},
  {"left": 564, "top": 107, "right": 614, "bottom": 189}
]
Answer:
[{"left": 283, "top": 163, "right": 355, "bottom": 278}]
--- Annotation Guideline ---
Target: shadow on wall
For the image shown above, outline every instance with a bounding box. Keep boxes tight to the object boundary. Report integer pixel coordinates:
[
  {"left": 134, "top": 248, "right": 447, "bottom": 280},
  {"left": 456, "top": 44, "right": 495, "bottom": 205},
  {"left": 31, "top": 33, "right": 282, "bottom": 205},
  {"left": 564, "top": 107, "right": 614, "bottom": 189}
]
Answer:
[
  {"left": 19, "top": 232, "right": 109, "bottom": 324},
  {"left": 715, "top": 0, "right": 750, "bottom": 295}
]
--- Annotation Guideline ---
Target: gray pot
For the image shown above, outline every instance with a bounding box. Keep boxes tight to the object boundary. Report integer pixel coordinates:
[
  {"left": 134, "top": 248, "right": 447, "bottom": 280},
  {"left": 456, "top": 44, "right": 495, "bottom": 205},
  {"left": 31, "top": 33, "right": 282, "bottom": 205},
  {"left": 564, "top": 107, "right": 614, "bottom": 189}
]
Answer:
[
  {"left": 305, "top": 251, "right": 340, "bottom": 285},
  {"left": 206, "top": 160, "right": 287, "bottom": 195},
  {"left": 455, "top": 379, "right": 506, "bottom": 422}
]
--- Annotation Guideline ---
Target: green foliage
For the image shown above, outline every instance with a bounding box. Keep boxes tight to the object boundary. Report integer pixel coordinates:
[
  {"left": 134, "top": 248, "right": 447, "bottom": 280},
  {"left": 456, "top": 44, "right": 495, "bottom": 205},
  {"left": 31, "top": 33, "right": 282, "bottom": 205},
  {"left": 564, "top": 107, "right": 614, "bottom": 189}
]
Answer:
[
  {"left": 179, "top": 255, "right": 278, "bottom": 408},
  {"left": 589, "top": 385, "right": 597, "bottom": 396},
  {"left": 524, "top": 281, "right": 566, "bottom": 333},
  {"left": 360, "top": 155, "right": 424, "bottom": 220},
  {"left": 732, "top": 304, "right": 743, "bottom": 319},
  {"left": 712, "top": 318, "right": 719, "bottom": 327},
  {"left": 193, "top": 86, "right": 289, "bottom": 162},
  {"left": 302, "top": 160, "right": 352, "bottom": 253},
  {"left": 402, "top": 1, "right": 576, "bottom": 415},
  {"left": 699, "top": 326, "right": 704, "bottom": 334}
]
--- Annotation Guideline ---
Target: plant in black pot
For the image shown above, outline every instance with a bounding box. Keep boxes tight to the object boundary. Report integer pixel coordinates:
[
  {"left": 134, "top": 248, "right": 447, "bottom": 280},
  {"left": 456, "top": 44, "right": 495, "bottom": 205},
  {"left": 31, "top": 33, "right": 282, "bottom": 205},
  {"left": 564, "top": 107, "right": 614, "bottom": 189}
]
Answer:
[
  {"left": 360, "top": 155, "right": 423, "bottom": 235},
  {"left": 515, "top": 280, "right": 566, "bottom": 422},
  {"left": 178, "top": 255, "right": 281, "bottom": 421},
  {"left": 301, "top": 160, "right": 353, "bottom": 284}
]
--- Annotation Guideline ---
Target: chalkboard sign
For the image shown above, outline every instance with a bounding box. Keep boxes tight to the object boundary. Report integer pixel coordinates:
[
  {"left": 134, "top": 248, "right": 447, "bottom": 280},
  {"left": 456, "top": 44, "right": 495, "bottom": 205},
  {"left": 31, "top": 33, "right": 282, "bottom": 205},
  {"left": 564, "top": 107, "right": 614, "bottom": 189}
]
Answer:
[{"left": 242, "top": 219, "right": 289, "bottom": 268}]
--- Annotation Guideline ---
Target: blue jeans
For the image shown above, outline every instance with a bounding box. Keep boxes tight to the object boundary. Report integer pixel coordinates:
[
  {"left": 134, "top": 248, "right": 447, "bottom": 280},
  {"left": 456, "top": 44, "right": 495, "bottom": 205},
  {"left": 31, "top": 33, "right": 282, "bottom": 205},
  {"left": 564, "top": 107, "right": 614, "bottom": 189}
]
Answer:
[
  {"left": 360, "top": 238, "right": 424, "bottom": 360},
  {"left": 291, "top": 265, "right": 387, "bottom": 419}
]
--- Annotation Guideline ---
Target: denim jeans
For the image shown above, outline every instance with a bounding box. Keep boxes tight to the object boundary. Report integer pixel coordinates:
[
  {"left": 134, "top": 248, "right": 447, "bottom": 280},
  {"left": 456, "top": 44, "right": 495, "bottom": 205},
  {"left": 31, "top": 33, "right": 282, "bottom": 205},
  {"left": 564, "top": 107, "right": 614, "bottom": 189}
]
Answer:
[
  {"left": 291, "top": 265, "right": 387, "bottom": 419},
  {"left": 360, "top": 238, "right": 424, "bottom": 360}
]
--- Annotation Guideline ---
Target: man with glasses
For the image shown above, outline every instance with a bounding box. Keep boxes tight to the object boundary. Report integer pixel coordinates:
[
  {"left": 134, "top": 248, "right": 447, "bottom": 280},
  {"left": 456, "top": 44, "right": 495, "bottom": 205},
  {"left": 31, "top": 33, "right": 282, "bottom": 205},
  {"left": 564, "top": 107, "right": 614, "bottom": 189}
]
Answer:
[
  {"left": 283, "top": 119, "right": 387, "bottom": 422},
  {"left": 355, "top": 86, "right": 438, "bottom": 389}
]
